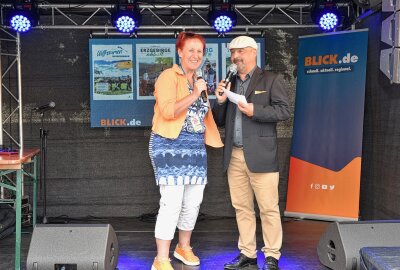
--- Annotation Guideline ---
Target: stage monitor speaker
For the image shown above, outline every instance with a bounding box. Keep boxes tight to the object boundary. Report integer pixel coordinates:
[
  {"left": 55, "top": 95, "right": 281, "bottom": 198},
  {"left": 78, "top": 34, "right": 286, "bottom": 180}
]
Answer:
[
  {"left": 27, "top": 224, "right": 119, "bottom": 270},
  {"left": 317, "top": 221, "right": 400, "bottom": 270}
]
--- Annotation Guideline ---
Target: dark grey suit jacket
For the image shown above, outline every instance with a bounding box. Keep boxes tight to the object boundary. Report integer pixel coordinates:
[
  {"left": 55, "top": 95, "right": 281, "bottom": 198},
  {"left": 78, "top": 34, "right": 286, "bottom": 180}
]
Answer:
[{"left": 212, "top": 67, "right": 290, "bottom": 173}]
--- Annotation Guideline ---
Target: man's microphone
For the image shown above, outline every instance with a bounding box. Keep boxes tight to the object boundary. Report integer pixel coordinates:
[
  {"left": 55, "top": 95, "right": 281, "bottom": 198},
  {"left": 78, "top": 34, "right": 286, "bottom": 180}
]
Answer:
[
  {"left": 220, "top": 64, "right": 238, "bottom": 96},
  {"left": 33, "top": 101, "right": 56, "bottom": 112},
  {"left": 195, "top": 69, "right": 208, "bottom": 103}
]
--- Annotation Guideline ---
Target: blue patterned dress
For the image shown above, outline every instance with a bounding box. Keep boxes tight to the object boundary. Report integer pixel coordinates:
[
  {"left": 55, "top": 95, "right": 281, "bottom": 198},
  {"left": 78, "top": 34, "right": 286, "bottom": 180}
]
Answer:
[{"left": 149, "top": 85, "right": 209, "bottom": 186}]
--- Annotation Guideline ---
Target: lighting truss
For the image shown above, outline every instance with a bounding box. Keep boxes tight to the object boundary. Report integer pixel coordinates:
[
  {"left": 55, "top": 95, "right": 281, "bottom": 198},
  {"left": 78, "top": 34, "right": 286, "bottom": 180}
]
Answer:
[{"left": 0, "top": 3, "right": 345, "bottom": 35}]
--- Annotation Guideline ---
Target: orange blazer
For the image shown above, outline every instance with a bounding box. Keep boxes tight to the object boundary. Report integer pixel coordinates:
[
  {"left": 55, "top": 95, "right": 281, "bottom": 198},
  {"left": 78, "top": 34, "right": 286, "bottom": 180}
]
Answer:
[{"left": 151, "top": 64, "right": 223, "bottom": 148}]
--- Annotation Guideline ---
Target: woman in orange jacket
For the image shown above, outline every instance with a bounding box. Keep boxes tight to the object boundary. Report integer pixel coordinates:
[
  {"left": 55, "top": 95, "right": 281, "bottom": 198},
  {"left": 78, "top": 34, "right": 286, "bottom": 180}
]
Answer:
[{"left": 149, "top": 32, "right": 223, "bottom": 270}]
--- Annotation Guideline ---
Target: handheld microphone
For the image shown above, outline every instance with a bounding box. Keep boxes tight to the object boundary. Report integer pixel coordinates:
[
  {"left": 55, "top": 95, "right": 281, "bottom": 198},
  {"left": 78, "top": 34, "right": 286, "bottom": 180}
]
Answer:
[
  {"left": 195, "top": 69, "right": 208, "bottom": 103},
  {"left": 33, "top": 101, "right": 56, "bottom": 112},
  {"left": 220, "top": 64, "right": 238, "bottom": 96}
]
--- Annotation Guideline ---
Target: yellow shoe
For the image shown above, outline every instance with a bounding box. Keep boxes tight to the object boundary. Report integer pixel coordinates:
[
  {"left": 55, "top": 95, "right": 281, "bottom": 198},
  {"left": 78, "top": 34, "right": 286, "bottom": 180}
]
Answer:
[
  {"left": 173, "top": 244, "right": 200, "bottom": 266},
  {"left": 151, "top": 257, "right": 174, "bottom": 270}
]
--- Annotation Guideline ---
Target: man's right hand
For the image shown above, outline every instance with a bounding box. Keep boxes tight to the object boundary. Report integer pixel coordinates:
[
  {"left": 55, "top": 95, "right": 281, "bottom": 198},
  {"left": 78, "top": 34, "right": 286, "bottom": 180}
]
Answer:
[{"left": 215, "top": 80, "right": 230, "bottom": 104}]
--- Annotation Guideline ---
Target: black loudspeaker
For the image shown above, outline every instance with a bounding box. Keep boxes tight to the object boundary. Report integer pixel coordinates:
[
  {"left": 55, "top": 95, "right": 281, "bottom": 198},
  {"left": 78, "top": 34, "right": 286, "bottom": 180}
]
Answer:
[
  {"left": 27, "top": 224, "right": 119, "bottom": 270},
  {"left": 317, "top": 221, "right": 400, "bottom": 270}
]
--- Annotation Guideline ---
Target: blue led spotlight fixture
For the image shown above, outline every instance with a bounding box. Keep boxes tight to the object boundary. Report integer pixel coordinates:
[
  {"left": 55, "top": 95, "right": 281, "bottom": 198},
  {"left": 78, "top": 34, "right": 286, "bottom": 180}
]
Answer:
[
  {"left": 319, "top": 12, "right": 339, "bottom": 31},
  {"left": 10, "top": 14, "right": 32, "bottom": 33},
  {"left": 208, "top": 2, "right": 237, "bottom": 34},
  {"left": 213, "top": 14, "right": 234, "bottom": 33},
  {"left": 8, "top": 0, "right": 39, "bottom": 33},
  {"left": 311, "top": 0, "right": 342, "bottom": 31},
  {"left": 115, "top": 15, "right": 136, "bottom": 33},
  {"left": 112, "top": 0, "right": 141, "bottom": 33}
]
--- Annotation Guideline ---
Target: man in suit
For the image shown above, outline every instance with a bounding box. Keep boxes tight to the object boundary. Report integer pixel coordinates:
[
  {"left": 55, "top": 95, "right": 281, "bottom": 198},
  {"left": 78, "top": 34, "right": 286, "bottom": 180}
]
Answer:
[{"left": 212, "top": 36, "right": 290, "bottom": 270}]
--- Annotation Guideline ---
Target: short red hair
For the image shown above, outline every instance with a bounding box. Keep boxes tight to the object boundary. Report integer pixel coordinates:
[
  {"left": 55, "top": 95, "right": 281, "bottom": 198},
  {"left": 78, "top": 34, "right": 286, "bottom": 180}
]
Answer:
[{"left": 176, "top": 32, "right": 206, "bottom": 53}]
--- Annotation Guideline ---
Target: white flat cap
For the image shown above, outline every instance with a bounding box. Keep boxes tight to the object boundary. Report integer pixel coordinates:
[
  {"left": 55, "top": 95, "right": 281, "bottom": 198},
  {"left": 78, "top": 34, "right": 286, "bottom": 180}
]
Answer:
[{"left": 228, "top": 36, "right": 258, "bottom": 50}]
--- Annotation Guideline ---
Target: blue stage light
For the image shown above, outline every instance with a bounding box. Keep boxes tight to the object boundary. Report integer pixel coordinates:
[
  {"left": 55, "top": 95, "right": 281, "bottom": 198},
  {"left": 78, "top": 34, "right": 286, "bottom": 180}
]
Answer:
[
  {"left": 213, "top": 15, "right": 234, "bottom": 33},
  {"left": 208, "top": 3, "right": 237, "bottom": 34},
  {"left": 7, "top": 0, "right": 39, "bottom": 33},
  {"left": 10, "top": 14, "right": 32, "bottom": 33},
  {"left": 115, "top": 15, "right": 136, "bottom": 33},
  {"left": 311, "top": 0, "right": 342, "bottom": 31},
  {"left": 319, "top": 12, "right": 339, "bottom": 30},
  {"left": 112, "top": 1, "right": 141, "bottom": 33}
]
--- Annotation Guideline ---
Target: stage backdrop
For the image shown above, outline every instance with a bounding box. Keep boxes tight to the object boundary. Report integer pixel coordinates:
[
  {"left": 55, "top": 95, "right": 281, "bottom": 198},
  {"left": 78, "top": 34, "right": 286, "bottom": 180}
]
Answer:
[
  {"left": 285, "top": 29, "right": 368, "bottom": 221},
  {"left": 89, "top": 38, "right": 264, "bottom": 127}
]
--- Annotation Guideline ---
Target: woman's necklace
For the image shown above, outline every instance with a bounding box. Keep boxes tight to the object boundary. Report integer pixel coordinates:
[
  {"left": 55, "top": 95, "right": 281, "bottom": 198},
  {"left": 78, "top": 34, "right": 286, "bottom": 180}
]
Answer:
[
  {"left": 186, "top": 75, "right": 194, "bottom": 89},
  {"left": 179, "top": 65, "right": 195, "bottom": 91}
]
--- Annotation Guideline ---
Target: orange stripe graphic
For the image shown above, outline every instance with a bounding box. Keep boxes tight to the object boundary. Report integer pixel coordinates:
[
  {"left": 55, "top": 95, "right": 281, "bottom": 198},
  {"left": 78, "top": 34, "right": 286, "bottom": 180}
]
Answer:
[{"left": 286, "top": 156, "right": 361, "bottom": 219}]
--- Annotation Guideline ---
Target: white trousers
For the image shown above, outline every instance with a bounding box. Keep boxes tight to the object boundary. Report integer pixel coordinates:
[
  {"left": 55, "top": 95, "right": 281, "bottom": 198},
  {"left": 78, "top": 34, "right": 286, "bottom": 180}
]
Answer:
[{"left": 155, "top": 184, "right": 205, "bottom": 240}]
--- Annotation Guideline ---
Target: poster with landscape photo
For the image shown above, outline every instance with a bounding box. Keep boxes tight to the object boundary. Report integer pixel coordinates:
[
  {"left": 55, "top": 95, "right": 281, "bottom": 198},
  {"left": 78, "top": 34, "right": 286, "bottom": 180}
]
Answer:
[
  {"left": 136, "top": 44, "right": 175, "bottom": 100},
  {"left": 92, "top": 44, "right": 133, "bottom": 100},
  {"left": 200, "top": 43, "right": 219, "bottom": 97}
]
